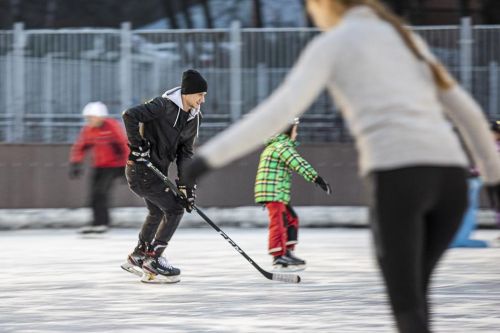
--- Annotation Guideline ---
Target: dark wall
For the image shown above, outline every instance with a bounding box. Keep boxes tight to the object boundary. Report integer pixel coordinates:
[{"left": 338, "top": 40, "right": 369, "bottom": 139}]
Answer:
[
  {"left": 0, "top": 143, "right": 366, "bottom": 209},
  {"left": 0, "top": 144, "right": 139, "bottom": 209}
]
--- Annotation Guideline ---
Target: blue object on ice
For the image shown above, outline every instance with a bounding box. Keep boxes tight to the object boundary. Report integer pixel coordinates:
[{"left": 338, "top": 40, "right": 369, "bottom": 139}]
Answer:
[{"left": 450, "top": 177, "right": 488, "bottom": 248}]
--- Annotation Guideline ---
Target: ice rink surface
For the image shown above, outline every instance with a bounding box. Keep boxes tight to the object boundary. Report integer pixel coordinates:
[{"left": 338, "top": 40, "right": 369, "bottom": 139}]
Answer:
[{"left": 1, "top": 227, "right": 499, "bottom": 333}]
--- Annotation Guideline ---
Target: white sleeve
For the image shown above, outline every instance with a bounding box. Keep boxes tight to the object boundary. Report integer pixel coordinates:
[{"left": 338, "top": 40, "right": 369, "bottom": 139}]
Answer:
[
  {"left": 199, "top": 34, "right": 335, "bottom": 168},
  {"left": 439, "top": 85, "right": 500, "bottom": 184}
]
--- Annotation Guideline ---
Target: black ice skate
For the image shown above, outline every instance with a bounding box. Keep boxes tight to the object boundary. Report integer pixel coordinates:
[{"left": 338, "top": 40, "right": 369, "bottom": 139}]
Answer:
[
  {"left": 141, "top": 243, "right": 181, "bottom": 284},
  {"left": 286, "top": 250, "right": 306, "bottom": 269},
  {"left": 272, "top": 253, "right": 305, "bottom": 272},
  {"left": 120, "top": 240, "right": 147, "bottom": 277}
]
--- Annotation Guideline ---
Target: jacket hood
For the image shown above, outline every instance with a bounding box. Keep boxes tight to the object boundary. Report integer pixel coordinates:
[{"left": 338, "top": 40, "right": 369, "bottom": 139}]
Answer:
[{"left": 162, "top": 86, "right": 201, "bottom": 121}]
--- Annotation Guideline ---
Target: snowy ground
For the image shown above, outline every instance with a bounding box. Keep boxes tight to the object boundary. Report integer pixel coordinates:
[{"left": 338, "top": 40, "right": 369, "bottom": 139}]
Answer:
[{"left": 1, "top": 228, "right": 499, "bottom": 333}]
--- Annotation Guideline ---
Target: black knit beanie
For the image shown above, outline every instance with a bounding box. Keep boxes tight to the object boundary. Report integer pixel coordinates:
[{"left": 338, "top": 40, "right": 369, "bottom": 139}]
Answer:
[{"left": 181, "top": 69, "right": 207, "bottom": 94}]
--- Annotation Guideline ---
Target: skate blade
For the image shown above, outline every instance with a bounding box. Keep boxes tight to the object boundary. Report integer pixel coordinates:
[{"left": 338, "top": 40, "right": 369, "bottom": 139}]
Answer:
[
  {"left": 140, "top": 272, "right": 180, "bottom": 284},
  {"left": 79, "top": 232, "right": 107, "bottom": 239},
  {"left": 121, "top": 262, "right": 143, "bottom": 277},
  {"left": 78, "top": 227, "right": 108, "bottom": 235},
  {"left": 79, "top": 230, "right": 108, "bottom": 234},
  {"left": 272, "top": 265, "right": 306, "bottom": 272}
]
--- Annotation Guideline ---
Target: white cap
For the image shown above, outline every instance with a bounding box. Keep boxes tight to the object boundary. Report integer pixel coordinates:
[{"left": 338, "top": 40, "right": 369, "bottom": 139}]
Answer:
[{"left": 82, "top": 101, "right": 108, "bottom": 117}]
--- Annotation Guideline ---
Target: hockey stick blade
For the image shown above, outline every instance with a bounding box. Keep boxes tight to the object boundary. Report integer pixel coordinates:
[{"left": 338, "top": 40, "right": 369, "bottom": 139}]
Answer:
[
  {"left": 196, "top": 207, "right": 301, "bottom": 284},
  {"left": 144, "top": 161, "right": 301, "bottom": 284},
  {"left": 272, "top": 272, "right": 301, "bottom": 283}
]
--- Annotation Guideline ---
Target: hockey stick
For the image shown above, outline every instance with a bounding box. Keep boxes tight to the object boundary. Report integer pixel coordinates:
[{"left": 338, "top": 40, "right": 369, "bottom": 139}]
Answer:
[{"left": 144, "top": 160, "right": 301, "bottom": 284}]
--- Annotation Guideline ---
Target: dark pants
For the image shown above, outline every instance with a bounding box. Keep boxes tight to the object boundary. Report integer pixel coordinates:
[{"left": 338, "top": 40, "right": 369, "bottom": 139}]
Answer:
[
  {"left": 125, "top": 162, "right": 184, "bottom": 244},
  {"left": 89, "top": 167, "right": 125, "bottom": 226},
  {"left": 365, "top": 166, "right": 467, "bottom": 333}
]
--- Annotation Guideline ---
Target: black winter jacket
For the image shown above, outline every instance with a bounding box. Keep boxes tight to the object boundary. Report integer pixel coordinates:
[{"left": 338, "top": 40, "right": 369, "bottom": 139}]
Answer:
[{"left": 122, "top": 94, "right": 201, "bottom": 181}]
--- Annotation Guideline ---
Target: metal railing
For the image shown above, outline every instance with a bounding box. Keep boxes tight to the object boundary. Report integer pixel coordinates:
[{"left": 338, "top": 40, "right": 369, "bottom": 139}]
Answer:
[{"left": 1, "top": 18, "right": 499, "bottom": 143}]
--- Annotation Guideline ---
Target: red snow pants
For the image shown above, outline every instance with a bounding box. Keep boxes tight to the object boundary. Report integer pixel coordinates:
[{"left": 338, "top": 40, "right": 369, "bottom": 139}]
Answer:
[{"left": 265, "top": 202, "right": 299, "bottom": 256}]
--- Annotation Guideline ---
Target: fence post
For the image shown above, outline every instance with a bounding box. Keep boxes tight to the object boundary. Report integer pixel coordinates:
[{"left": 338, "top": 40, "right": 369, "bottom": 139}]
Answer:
[
  {"left": 459, "top": 17, "right": 473, "bottom": 92},
  {"left": 43, "top": 54, "right": 54, "bottom": 142},
  {"left": 120, "top": 22, "right": 132, "bottom": 112},
  {"left": 489, "top": 61, "right": 499, "bottom": 119},
  {"left": 12, "top": 22, "right": 26, "bottom": 142},
  {"left": 256, "top": 63, "right": 268, "bottom": 102},
  {"left": 5, "top": 40, "right": 13, "bottom": 141},
  {"left": 80, "top": 59, "right": 91, "bottom": 109},
  {"left": 229, "top": 20, "right": 242, "bottom": 122}
]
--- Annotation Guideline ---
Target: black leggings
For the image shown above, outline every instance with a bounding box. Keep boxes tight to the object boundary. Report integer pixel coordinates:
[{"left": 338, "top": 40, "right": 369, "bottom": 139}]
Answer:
[{"left": 365, "top": 166, "right": 467, "bottom": 333}]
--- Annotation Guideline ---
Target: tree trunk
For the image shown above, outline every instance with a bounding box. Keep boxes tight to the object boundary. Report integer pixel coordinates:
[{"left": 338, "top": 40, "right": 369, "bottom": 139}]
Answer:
[
  {"left": 200, "top": 0, "right": 213, "bottom": 28},
  {"left": 161, "top": 0, "right": 179, "bottom": 29},
  {"left": 181, "top": 0, "right": 193, "bottom": 29},
  {"left": 252, "top": 0, "right": 263, "bottom": 28}
]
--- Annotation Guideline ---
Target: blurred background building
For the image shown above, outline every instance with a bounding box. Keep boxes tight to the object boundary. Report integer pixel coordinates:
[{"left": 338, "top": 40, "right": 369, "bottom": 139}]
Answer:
[{"left": 0, "top": 0, "right": 499, "bottom": 29}]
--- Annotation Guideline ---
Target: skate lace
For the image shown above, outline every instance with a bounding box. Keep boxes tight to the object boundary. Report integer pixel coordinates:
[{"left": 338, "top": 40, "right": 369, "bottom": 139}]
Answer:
[{"left": 158, "top": 256, "right": 174, "bottom": 269}]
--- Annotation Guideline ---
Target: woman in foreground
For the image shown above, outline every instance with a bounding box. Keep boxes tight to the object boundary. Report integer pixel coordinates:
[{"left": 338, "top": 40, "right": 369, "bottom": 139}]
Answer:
[{"left": 186, "top": 1, "right": 500, "bottom": 331}]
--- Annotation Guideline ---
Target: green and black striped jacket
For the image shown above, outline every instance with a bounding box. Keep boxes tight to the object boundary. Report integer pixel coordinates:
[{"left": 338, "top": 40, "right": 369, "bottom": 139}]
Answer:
[{"left": 254, "top": 134, "right": 318, "bottom": 204}]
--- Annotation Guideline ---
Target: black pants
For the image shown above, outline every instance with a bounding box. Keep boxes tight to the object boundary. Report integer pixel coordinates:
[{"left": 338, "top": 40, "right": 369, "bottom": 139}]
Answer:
[
  {"left": 89, "top": 167, "right": 125, "bottom": 226},
  {"left": 365, "top": 166, "right": 467, "bottom": 333},
  {"left": 125, "top": 162, "right": 184, "bottom": 244}
]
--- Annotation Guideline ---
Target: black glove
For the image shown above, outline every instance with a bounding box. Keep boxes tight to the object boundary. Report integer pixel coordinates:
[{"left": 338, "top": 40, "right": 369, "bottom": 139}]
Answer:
[
  {"left": 128, "top": 141, "right": 150, "bottom": 163},
  {"left": 486, "top": 183, "right": 500, "bottom": 212},
  {"left": 69, "top": 163, "right": 83, "bottom": 179},
  {"left": 314, "top": 176, "right": 332, "bottom": 195},
  {"left": 183, "top": 156, "right": 211, "bottom": 188},
  {"left": 176, "top": 180, "right": 196, "bottom": 213}
]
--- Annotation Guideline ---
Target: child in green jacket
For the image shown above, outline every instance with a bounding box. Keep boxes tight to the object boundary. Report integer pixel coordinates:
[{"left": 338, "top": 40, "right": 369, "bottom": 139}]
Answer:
[{"left": 255, "top": 118, "right": 331, "bottom": 270}]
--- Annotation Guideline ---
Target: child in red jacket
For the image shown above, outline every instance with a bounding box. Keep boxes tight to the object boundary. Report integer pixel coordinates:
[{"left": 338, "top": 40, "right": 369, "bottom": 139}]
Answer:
[{"left": 69, "top": 102, "right": 129, "bottom": 234}]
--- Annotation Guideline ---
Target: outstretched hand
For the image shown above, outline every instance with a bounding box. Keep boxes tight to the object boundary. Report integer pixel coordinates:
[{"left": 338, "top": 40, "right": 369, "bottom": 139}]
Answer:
[
  {"left": 314, "top": 176, "right": 332, "bottom": 195},
  {"left": 69, "top": 163, "right": 83, "bottom": 179}
]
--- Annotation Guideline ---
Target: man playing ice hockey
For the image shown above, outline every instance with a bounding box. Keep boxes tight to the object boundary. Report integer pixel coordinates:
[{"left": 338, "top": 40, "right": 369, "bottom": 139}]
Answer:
[{"left": 120, "top": 69, "right": 207, "bottom": 283}]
